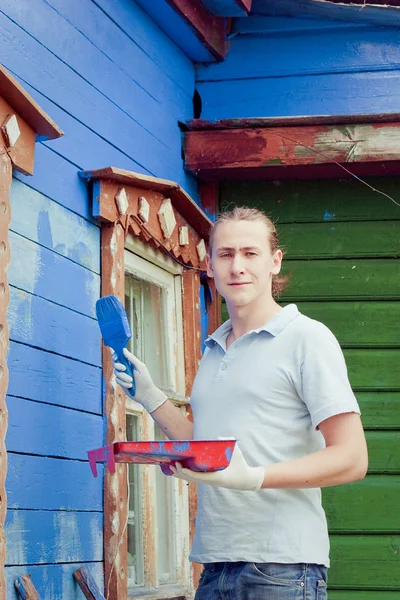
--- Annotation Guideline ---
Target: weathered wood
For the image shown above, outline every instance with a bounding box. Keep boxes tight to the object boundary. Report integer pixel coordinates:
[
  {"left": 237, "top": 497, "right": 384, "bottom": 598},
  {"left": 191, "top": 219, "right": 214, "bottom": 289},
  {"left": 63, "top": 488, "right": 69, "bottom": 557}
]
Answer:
[
  {"left": 344, "top": 349, "right": 400, "bottom": 391},
  {"left": 292, "top": 302, "right": 400, "bottom": 348},
  {"left": 184, "top": 122, "right": 400, "bottom": 180},
  {"left": 329, "top": 535, "right": 400, "bottom": 589},
  {"left": 220, "top": 177, "right": 400, "bottom": 223},
  {"left": 278, "top": 221, "right": 400, "bottom": 259},
  {"left": 14, "top": 575, "right": 40, "bottom": 600},
  {"left": 366, "top": 432, "right": 400, "bottom": 473},
  {"left": 0, "top": 137, "right": 12, "bottom": 600},
  {"left": 329, "top": 592, "right": 400, "bottom": 599},
  {"left": 280, "top": 259, "right": 400, "bottom": 301},
  {"left": 357, "top": 392, "right": 400, "bottom": 430},
  {"left": 0, "top": 64, "right": 62, "bottom": 141},
  {"left": 323, "top": 476, "right": 400, "bottom": 533},
  {"left": 73, "top": 567, "right": 105, "bottom": 600},
  {"left": 164, "top": 0, "right": 228, "bottom": 60},
  {"left": 0, "top": 97, "right": 36, "bottom": 175}
]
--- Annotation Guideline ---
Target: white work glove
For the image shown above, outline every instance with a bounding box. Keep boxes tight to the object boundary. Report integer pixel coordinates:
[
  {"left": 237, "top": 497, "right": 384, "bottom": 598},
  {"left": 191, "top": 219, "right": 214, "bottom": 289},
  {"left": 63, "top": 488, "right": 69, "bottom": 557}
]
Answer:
[
  {"left": 113, "top": 348, "right": 167, "bottom": 414},
  {"left": 171, "top": 440, "right": 265, "bottom": 491}
]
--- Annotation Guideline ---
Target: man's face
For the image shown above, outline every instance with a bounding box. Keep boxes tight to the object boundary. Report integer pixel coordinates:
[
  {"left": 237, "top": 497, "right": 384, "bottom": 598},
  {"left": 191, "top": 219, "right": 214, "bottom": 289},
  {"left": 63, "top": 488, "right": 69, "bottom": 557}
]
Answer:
[{"left": 206, "top": 220, "right": 282, "bottom": 309}]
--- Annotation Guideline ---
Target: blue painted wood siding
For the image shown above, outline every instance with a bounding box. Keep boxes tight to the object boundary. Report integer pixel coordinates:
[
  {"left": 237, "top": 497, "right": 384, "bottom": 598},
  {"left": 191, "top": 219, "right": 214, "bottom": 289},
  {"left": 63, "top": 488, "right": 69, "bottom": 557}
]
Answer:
[
  {"left": 196, "top": 15, "right": 400, "bottom": 119},
  {"left": 1, "top": 1, "right": 198, "bottom": 597}
]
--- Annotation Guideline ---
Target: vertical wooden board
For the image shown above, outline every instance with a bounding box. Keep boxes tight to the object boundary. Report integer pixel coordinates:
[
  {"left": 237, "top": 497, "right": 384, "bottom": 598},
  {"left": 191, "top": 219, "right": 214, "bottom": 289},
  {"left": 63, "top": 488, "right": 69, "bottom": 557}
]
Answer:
[
  {"left": 197, "top": 70, "right": 400, "bottom": 121},
  {"left": 220, "top": 178, "right": 400, "bottom": 223},
  {"left": 329, "top": 535, "right": 400, "bottom": 589},
  {"left": 6, "top": 454, "right": 103, "bottom": 511},
  {"left": 357, "top": 392, "right": 400, "bottom": 429},
  {"left": 7, "top": 342, "right": 102, "bottom": 414},
  {"left": 14, "top": 145, "right": 93, "bottom": 221},
  {"left": 323, "top": 476, "right": 400, "bottom": 532},
  {"left": 329, "top": 593, "right": 400, "bottom": 599},
  {"left": 5, "top": 562, "right": 104, "bottom": 600},
  {"left": 278, "top": 221, "right": 400, "bottom": 259},
  {"left": 6, "top": 397, "right": 103, "bottom": 460},
  {"left": 5, "top": 510, "right": 103, "bottom": 565},
  {"left": 280, "top": 259, "right": 400, "bottom": 300},
  {"left": 8, "top": 231, "right": 99, "bottom": 317},
  {"left": 344, "top": 349, "right": 400, "bottom": 390},
  {"left": 10, "top": 179, "right": 100, "bottom": 273},
  {"left": 365, "top": 431, "right": 400, "bottom": 473},
  {"left": 8, "top": 288, "right": 101, "bottom": 365},
  {"left": 290, "top": 302, "right": 400, "bottom": 347}
]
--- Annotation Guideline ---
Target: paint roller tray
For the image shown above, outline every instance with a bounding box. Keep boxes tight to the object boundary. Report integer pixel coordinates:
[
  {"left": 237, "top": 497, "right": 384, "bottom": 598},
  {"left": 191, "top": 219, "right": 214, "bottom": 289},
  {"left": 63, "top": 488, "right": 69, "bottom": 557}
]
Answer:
[{"left": 88, "top": 440, "right": 236, "bottom": 477}]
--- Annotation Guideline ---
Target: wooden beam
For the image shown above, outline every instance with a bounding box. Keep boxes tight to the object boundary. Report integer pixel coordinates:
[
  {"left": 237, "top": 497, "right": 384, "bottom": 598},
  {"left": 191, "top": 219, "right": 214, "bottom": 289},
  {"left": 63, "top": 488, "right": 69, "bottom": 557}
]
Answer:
[
  {"left": 0, "top": 65, "right": 63, "bottom": 141},
  {"left": 73, "top": 567, "right": 105, "bottom": 600},
  {"left": 202, "top": 0, "right": 252, "bottom": 15},
  {"left": 14, "top": 575, "right": 40, "bottom": 599},
  {"left": 164, "top": 0, "right": 228, "bottom": 60},
  {"left": 184, "top": 121, "right": 400, "bottom": 180}
]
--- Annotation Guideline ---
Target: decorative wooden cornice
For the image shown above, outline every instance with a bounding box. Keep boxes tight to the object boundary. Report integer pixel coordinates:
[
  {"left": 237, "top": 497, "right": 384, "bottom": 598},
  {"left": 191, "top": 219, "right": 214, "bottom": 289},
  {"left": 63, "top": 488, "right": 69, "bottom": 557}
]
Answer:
[
  {"left": 80, "top": 167, "right": 212, "bottom": 599},
  {"left": 184, "top": 120, "right": 400, "bottom": 180},
  {"left": 0, "top": 65, "right": 62, "bottom": 600},
  {"left": 80, "top": 167, "right": 213, "bottom": 266},
  {"left": 165, "top": 0, "right": 228, "bottom": 60}
]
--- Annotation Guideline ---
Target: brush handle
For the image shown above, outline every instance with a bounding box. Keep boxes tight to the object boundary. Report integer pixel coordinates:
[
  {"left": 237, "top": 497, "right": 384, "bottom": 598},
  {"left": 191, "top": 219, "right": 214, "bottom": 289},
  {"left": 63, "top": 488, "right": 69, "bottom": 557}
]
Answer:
[{"left": 114, "top": 348, "right": 136, "bottom": 397}]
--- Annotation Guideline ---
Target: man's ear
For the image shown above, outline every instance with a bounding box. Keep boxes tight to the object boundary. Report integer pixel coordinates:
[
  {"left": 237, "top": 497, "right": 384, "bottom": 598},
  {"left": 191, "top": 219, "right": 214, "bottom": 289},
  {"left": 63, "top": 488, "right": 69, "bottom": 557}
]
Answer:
[
  {"left": 271, "top": 249, "right": 283, "bottom": 275},
  {"left": 205, "top": 253, "right": 214, "bottom": 278}
]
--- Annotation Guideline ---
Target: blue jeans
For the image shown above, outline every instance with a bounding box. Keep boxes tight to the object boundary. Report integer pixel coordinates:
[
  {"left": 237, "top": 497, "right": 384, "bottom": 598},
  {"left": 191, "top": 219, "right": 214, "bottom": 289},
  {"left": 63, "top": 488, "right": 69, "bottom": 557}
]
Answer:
[{"left": 195, "top": 562, "right": 328, "bottom": 600}]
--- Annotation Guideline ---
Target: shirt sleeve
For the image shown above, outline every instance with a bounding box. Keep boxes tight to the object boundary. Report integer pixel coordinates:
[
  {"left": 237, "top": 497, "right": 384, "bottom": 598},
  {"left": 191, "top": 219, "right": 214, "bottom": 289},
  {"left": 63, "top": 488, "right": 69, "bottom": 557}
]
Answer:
[{"left": 300, "top": 334, "right": 361, "bottom": 429}]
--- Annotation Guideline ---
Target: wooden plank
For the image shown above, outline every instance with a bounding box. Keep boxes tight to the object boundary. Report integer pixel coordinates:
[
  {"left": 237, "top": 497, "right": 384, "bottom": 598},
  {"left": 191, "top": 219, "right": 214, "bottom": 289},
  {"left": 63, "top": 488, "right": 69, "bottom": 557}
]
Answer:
[
  {"left": 0, "top": 14, "right": 182, "bottom": 182},
  {"left": 280, "top": 259, "right": 400, "bottom": 301},
  {"left": 0, "top": 96, "right": 36, "bottom": 176},
  {"left": 184, "top": 122, "right": 400, "bottom": 179},
  {"left": 357, "top": 392, "right": 400, "bottom": 430},
  {"left": 6, "top": 397, "right": 103, "bottom": 460},
  {"left": 10, "top": 179, "right": 100, "bottom": 273},
  {"left": 366, "top": 432, "right": 400, "bottom": 473},
  {"left": 6, "top": 454, "right": 103, "bottom": 511},
  {"left": 8, "top": 288, "right": 101, "bottom": 365},
  {"left": 6, "top": 510, "right": 103, "bottom": 565},
  {"left": 7, "top": 342, "right": 102, "bottom": 414},
  {"left": 329, "top": 592, "right": 400, "bottom": 599},
  {"left": 220, "top": 178, "right": 400, "bottom": 223},
  {"left": 73, "top": 567, "right": 105, "bottom": 600},
  {"left": 329, "top": 535, "right": 400, "bottom": 589},
  {"left": 6, "top": 563, "right": 103, "bottom": 600},
  {"left": 344, "top": 349, "right": 400, "bottom": 391},
  {"left": 196, "top": 28, "right": 400, "bottom": 81},
  {"left": 201, "top": 0, "right": 252, "bottom": 16},
  {"left": 164, "top": 0, "right": 228, "bottom": 60},
  {"left": 323, "top": 476, "right": 400, "bottom": 533},
  {"left": 292, "top": 302, "right": 400, "bottom": 348},
  {"left": 279, "top": 221, "right": 400, "bottom": 259},
  {"left": 196, "top": 70, "right": 400, "bottom": 123},
  {"left": 8, "top": 231, "right": 99, "bottom": 318},
  {"left": 14, "top": 575, "right": 40, "bottom": 600},
  {"left": 0, "top": 63, "right": 62, "bottom": 141}
]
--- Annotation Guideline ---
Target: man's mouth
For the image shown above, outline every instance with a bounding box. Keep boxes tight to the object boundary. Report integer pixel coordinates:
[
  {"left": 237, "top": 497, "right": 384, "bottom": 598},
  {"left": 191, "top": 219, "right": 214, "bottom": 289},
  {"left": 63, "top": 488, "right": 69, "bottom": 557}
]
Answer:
[{"left": 228, "top": 282, "right": 251, "bottom": 286}]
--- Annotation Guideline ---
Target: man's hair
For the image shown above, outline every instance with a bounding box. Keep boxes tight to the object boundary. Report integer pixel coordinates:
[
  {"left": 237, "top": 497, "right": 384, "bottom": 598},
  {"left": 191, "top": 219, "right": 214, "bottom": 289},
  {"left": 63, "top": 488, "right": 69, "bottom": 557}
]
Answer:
[{"left": 208, "top": 206, "right": 290, "bottom": 297}]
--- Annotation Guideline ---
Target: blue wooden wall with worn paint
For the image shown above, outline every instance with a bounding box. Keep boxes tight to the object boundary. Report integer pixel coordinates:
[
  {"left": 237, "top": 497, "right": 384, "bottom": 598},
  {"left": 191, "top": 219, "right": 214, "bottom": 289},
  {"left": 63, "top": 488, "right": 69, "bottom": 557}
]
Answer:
[
  {"left": 1, "top": 0, "right": 198, "bottom": 596},
  {"left": 196, "top": 13, "right": 400, "bottom": 119}
]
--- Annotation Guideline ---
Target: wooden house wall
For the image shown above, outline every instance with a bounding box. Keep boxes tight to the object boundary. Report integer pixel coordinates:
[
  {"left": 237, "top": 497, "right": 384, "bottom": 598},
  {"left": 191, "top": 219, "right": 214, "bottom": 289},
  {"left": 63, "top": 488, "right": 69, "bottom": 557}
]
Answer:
[
  {"left": 196, "top": 15, "right": 400, "bottom": 119},
  {"left": 1, "top": 1, "right": 197, "bottom": 597}
]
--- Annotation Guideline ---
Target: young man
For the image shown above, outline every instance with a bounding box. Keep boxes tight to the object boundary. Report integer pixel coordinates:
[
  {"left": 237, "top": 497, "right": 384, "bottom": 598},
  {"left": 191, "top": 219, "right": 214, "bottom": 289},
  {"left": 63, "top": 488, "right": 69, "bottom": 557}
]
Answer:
[{"left": 114, "top": 206, "right": 368, "bottom": 600}]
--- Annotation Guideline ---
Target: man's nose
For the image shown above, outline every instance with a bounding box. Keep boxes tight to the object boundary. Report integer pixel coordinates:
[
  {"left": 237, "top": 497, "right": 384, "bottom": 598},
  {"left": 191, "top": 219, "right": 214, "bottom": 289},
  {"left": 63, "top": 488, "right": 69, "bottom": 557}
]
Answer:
[{"left": 230, "top": 254, "right": 245, "bottom": 274}]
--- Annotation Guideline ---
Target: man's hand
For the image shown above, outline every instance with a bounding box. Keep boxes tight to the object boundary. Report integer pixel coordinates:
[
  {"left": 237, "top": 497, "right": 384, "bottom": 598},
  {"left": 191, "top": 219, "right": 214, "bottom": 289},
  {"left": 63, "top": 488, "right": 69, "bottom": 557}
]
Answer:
[
  {"left": 171, "top": 442, "right": 265, "bottom": 491},
  {"left": 113, "top": 348, "right": 167, "bottom": 414}
]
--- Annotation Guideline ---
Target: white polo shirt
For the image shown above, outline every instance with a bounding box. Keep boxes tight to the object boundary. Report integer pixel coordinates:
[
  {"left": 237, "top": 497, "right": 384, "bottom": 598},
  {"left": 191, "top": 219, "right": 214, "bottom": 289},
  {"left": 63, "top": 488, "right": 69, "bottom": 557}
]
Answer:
[{"left": 189, "top": 304, "right": 360, "bottom": 567}]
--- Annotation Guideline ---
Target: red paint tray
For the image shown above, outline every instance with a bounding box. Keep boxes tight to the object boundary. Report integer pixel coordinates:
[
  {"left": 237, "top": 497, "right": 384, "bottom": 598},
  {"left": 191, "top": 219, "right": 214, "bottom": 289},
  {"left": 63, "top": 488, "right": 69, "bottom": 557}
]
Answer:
[{"left": 88, "top": 439, "right": 236, "bottom": 477}]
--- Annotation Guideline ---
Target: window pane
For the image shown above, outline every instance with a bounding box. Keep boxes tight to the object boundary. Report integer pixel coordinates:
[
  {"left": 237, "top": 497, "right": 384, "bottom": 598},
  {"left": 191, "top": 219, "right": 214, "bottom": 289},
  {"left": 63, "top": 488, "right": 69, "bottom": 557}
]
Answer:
[
  {"left": 125, "top": 275, "right": 170, "bottom": 390},
  {"left": 155, "top": 424, "right": 177, "bottom": 585},
  {"left": 126, "top": 414, "right": 144, "bottom": 587}
]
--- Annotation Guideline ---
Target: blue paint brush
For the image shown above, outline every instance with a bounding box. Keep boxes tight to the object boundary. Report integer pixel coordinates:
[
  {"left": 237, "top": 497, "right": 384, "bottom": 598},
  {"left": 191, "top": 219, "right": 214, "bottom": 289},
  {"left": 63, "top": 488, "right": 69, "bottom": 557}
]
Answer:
[{"left": 95, "top": 295, "right": 136, "bottom": 395}]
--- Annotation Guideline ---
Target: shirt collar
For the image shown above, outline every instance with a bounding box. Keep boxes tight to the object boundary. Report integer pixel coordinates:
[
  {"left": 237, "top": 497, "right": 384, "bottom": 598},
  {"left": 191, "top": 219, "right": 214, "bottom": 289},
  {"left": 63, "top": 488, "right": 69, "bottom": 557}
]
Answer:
[{"left": 205, "top": 304, "right": 299, "bottom": 349}]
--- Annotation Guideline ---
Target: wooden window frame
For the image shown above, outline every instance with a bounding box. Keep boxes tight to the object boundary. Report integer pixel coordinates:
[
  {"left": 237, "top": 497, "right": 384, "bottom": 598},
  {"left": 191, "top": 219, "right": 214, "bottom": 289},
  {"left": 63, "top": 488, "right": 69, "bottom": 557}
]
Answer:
[
  {"left": 0, "top": 65, "right": 62, "bottom": 600},
  {"left": 80, "top": 167, "right": 216, "bottom": 600}
]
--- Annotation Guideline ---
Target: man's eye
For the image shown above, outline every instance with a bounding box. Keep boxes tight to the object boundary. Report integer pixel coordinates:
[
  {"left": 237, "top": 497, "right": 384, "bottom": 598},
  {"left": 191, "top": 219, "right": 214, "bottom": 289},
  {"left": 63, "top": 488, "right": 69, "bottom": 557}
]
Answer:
[
  {"left": 220, "top": 253, "right": 230, "bottom": 258},
  {"left": 246, "top": 252, "right": 256, "bottom": 256}
]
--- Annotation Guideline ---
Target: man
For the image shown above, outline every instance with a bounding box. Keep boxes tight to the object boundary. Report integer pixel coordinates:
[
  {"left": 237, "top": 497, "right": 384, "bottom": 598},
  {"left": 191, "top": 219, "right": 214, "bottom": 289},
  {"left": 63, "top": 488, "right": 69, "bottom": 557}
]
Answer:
[{"left": 114, "top": 206, "right": 368, "bottom": 600}]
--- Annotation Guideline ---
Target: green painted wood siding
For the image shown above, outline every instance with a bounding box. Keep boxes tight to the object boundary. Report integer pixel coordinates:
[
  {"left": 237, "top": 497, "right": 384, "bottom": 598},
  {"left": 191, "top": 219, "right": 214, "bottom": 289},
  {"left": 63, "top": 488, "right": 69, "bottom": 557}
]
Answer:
[{"left": 220, "top": 177, "right": 400, "bottom": 597}]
